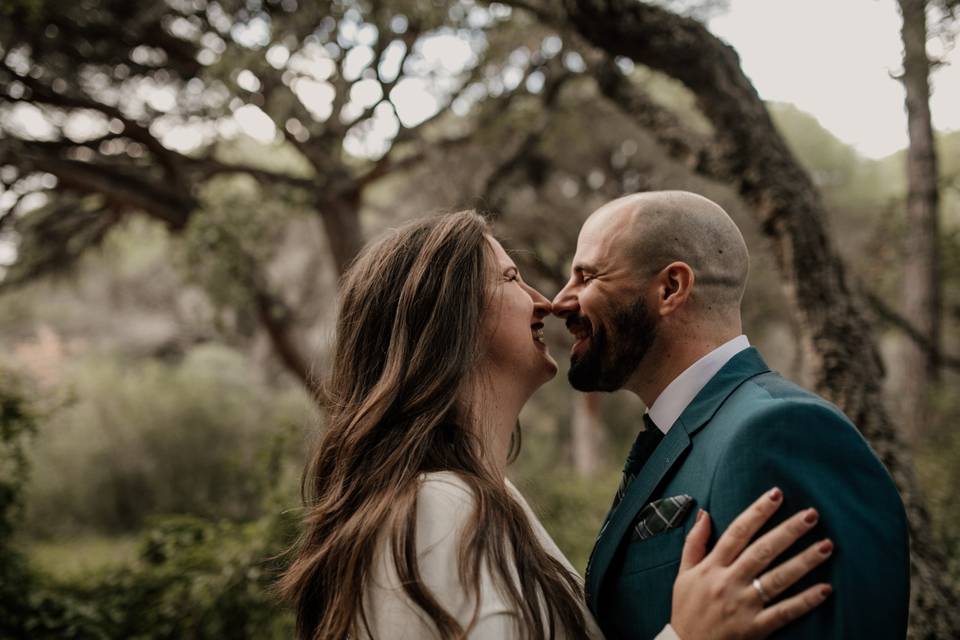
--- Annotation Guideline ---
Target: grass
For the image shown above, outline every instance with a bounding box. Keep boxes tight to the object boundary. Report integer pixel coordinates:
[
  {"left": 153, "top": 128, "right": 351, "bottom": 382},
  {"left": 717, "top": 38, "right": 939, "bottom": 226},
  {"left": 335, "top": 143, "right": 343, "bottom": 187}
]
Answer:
[{"left": 20, "top": 533, "right": 141, "bottom": 579}]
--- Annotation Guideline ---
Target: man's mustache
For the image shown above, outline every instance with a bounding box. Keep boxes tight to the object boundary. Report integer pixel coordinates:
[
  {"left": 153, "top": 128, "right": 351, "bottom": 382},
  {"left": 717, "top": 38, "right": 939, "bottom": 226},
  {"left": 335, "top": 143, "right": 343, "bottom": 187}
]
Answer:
[{"left": 565, "top": 314, "right": 593, "bottom": 335}]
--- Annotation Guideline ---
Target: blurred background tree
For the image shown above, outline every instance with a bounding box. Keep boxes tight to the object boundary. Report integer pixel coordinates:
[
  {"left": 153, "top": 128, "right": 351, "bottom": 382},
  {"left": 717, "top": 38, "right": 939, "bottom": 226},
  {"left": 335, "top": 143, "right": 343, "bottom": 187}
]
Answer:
[{"left": 1, "top": 0, "right": 959, "bottom": 638}]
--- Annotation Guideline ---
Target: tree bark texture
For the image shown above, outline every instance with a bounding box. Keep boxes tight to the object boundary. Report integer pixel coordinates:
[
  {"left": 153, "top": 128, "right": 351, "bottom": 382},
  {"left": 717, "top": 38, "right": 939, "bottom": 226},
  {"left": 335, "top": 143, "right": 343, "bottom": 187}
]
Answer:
[
  {"left": 550, "top": 1, "right": 959, "bottom": 635},
  {"left": 897, "top": 0, "right": 942, "bottom": 442}
]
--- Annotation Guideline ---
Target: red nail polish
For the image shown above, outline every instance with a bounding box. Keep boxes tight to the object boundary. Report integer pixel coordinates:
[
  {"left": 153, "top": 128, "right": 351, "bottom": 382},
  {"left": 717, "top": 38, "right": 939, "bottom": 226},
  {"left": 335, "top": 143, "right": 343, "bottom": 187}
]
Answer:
[
  {"left": 820, "top": 585, "right": 833, "bottom": 599},
  {"left": 769, "top": 487, "right": 782, "bottom": 502},
  {"left": 804, "top": 509, "right": 819, "bottom": 524},
  {"left": 818, "top": 539, "right": 833, "bottom": 554},
  {"left": 696, "top": 509, "right": 705, "bottom": 523}
]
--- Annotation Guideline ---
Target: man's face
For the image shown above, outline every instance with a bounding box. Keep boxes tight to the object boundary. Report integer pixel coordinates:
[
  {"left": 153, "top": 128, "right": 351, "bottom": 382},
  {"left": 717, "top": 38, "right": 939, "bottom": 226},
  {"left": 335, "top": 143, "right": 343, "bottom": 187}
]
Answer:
[{"left": 552, "top": 213, "right": 657, "bottom": 391}]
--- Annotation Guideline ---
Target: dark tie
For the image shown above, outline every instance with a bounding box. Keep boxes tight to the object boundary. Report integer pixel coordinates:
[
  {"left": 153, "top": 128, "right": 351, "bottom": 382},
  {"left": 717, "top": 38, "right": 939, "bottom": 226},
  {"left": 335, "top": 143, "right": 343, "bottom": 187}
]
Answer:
[
  {"left": 586, "top": 413, "right": 665, "bottom": 591},
  {"left": 611, "top": 413, "right": 664, "bottom": 511}
]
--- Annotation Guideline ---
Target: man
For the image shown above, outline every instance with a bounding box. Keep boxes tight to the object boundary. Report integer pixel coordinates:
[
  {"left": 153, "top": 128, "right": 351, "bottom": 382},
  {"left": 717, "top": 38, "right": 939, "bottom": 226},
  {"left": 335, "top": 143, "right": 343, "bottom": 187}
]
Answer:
[{"left": 552, "top": 191, "right": 910, "bottom": 639}]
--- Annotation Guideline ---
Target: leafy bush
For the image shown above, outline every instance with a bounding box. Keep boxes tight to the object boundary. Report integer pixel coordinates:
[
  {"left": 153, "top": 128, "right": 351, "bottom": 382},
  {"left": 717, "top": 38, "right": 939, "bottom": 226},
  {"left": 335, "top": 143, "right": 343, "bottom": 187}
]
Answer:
[
  {"left": 24, "top": 344, "right": 315, "bottom": 536},
  {"left": 1, "top": 366, "right": 43, "bottom": 638},
  {"left": 3, "top": 363, "right": 301, "bottom": 639},
  {"left": 5, "top": 512, "right": 297, "bottom": 640}
]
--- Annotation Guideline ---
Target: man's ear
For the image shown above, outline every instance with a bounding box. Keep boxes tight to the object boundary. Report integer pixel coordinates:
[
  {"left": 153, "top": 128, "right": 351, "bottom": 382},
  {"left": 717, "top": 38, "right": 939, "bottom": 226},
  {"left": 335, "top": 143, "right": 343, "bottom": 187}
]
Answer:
[{"left": 656, "top": 261, "right": 695, "bottom": 316}]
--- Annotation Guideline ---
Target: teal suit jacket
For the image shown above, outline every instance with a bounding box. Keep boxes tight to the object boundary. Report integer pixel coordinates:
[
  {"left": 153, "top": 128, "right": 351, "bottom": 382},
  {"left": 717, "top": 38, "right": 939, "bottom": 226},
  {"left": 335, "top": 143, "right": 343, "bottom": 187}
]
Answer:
[{"left": 585, "top": 348, "right": 910, "bottom": 639}]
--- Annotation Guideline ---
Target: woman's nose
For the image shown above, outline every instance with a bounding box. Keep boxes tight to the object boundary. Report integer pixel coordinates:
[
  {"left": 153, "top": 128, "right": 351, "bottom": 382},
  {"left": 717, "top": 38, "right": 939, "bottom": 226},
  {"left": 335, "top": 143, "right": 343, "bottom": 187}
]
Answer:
[{"left": 526, "top": 284, "right": 553, "bottom": 318}]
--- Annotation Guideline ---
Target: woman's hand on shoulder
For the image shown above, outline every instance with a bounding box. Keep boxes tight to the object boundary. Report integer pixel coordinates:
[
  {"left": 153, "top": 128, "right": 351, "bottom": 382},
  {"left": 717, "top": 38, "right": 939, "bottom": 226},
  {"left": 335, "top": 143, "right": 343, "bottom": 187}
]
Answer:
[{"left": 669, "top": 488, "right": 833, "bottom": 640}]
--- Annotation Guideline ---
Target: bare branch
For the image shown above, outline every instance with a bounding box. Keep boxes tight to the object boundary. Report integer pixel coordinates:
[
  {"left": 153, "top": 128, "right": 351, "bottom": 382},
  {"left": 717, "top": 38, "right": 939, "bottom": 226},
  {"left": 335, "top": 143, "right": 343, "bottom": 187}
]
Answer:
[{"left": 864, "top": 289, "right": 960, "bottom": 371}]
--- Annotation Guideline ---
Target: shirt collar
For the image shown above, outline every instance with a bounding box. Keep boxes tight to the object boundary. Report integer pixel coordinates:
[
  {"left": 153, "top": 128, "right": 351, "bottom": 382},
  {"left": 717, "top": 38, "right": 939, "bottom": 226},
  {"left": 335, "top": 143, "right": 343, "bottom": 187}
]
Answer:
[{"left": 646, "top": 335, "right": 750, "bottom": 434}]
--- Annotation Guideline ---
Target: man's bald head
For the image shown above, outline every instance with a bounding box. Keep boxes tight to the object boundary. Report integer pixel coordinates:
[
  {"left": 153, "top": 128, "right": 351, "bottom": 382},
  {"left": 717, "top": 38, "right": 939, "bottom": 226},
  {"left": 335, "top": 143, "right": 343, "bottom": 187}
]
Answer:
[{"left": 584, "top": 190, "right": 749, "bottom": 318}]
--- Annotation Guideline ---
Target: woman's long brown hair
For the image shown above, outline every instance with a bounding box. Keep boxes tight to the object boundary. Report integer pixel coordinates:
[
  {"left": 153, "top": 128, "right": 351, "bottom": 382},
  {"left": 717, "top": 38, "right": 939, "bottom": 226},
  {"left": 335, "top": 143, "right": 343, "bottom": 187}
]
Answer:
[{"left": 277, "top": 211, "right": 588, "bottom": 639}]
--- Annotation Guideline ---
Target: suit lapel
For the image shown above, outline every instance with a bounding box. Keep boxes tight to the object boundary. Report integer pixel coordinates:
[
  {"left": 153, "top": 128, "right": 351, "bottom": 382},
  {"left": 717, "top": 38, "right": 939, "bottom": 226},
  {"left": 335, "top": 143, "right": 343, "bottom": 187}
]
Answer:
[
  {"left": 585, "top": 424, "right": 689, "bottom": 612},
  {"left": 585, "top": 347, "right": 771, "bottom": 613}
]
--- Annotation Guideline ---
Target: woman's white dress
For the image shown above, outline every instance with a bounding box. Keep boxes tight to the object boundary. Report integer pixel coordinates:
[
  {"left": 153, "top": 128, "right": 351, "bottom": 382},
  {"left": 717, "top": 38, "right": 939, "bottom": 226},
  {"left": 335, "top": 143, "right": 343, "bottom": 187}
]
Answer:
[{"left": 358, "top": 471, "right": 680, "bottom": 639}]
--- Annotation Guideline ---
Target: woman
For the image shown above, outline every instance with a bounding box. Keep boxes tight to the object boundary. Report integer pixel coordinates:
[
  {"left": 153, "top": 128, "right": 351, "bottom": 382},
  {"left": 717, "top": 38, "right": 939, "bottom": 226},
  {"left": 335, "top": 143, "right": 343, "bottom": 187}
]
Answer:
[{"left": 278, "top": 212, "right": 832, "bottom": 639}]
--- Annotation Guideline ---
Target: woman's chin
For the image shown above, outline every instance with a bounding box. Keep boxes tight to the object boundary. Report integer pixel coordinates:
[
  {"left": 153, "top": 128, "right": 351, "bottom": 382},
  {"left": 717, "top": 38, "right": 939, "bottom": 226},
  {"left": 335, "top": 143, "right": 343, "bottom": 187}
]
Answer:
[{"left": 538, "top": 352, "right": 559, "bottom": 382}]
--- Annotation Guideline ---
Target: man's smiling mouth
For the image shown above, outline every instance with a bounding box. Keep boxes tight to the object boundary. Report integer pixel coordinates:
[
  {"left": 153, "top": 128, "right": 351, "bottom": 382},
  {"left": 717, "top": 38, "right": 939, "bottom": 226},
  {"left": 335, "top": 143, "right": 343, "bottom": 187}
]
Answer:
[{"left": 565, "top": 316, "right": 593, "bottom": 341}]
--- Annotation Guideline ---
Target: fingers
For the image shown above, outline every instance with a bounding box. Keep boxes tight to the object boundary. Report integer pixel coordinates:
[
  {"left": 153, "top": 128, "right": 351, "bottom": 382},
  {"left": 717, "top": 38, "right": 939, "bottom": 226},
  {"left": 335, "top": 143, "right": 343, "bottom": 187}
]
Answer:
[
  {"left": 678, "top": 509, "right": 711, "bottom": 572},
  {"left": 710, "top": 488, "right": 783, "bottom": 566},
  {"left": 749, "top": 538, "right": 833, "bottom": 602},
  {"left": 754, "top": 583, "right": 833, "bottom": 637},
  {"left": 730, "top": 507, "right": 822, "bottom": 579}
]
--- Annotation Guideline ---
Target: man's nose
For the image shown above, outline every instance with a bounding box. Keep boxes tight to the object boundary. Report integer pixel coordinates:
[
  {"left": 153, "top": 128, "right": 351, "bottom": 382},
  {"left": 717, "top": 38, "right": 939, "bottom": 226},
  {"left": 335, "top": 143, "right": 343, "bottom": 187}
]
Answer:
[{"left": 552, "top": 282, "right": 578, "bottom": 317}]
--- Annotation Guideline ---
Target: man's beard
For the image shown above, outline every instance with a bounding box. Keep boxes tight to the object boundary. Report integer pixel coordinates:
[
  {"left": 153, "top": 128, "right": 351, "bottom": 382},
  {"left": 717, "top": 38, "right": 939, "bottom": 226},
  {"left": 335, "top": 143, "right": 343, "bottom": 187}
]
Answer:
[{"left": 567, "top": 296, "right": 657, "bottom": 392}]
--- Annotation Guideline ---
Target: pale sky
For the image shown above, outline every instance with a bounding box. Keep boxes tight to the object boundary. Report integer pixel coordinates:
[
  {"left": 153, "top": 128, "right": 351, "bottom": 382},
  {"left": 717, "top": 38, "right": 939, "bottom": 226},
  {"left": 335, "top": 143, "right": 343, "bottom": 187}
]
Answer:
[{"left": 709, "top": 0, "right": 960, "bottom": 158}]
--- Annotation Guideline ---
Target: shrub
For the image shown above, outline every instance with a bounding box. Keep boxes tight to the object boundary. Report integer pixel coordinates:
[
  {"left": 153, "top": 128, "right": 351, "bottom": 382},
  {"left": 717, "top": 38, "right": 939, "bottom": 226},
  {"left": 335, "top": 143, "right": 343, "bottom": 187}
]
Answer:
[{"left": 24, "top": 344, "right": 316, "bottom": 536}]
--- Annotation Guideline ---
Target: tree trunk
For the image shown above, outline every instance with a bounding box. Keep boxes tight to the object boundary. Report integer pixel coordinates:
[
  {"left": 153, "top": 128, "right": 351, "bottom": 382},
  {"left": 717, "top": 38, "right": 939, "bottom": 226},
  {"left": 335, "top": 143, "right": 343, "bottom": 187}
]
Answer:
[
  {"left": 897, "top": 0, "right": 942, "bottom": 442},
  {"left": 253, "top": 284, "right": 325, "bottom": 404},
  {"left": 571, "top": 393, "right": 605, "bottom": 475},
  {"left": 546, "top": 1, "right": 959, "bottom": 635},
  {"left": 318, "top": 193, "right": 365, "bottom": 277}
]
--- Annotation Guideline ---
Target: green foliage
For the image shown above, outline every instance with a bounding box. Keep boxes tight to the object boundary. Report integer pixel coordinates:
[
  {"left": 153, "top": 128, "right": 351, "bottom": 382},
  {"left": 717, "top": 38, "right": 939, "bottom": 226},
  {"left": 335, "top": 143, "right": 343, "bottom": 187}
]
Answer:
[
  {"left": 0, "top": 367, "right": 34, "bottom": 541},
  {"left": 5, "top": 512, "right": 297, "bottom": 640},
  {"left": 2, "top": 364, "right": 300, "bottom": 640},
  {"left": 0, "top": 367, "right": 42, "bottom": 638},
  {"left": 915, "top": 386, "right": 960, "bottom": 587},
  {"left": 515, "top": 468, "right": 620, "bottom": 571},
  {"left": 24, "top": 344, "right": 315, "bottom": 536},
  {"left": 50, "top": 513, "right": 296, "bottom": 640},
  {"left": 177, "top": 175, "right": 299, "bottom": 313}
]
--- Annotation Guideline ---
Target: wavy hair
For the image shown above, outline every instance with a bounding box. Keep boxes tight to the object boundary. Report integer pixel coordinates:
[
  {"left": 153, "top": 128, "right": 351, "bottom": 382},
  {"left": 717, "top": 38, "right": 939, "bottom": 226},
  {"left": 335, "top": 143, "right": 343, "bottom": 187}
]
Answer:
[{"left": 277, "top": 211, "right": 587, "bottom": 639}]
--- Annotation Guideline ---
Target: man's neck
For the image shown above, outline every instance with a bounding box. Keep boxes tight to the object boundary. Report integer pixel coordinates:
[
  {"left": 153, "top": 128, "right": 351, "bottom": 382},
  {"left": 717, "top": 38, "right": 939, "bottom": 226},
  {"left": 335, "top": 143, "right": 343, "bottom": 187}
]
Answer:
[{"left": 625, "top": 333, "right": 739, "bottom": 408}]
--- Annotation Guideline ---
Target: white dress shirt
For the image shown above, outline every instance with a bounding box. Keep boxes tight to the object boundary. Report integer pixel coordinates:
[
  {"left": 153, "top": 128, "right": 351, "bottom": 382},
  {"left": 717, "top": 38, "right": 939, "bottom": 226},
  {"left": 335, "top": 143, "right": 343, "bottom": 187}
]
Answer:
[{"left": 647, "top": 335, "right": 750, "bottom": 434}]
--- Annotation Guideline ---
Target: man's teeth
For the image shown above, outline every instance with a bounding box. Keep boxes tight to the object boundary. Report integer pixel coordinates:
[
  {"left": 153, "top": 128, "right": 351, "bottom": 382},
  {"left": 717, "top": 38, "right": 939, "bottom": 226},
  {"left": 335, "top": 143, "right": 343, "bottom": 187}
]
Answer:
[{"left": 533, "top": 327, "right": 545, "bottom": 342}]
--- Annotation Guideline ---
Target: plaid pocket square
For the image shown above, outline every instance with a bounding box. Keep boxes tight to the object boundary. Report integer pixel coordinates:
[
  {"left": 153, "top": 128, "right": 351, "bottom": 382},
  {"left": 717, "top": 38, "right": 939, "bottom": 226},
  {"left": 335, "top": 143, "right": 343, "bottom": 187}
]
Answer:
[{"left": 630, "top": 495, "right": 695, "bottom": 542}]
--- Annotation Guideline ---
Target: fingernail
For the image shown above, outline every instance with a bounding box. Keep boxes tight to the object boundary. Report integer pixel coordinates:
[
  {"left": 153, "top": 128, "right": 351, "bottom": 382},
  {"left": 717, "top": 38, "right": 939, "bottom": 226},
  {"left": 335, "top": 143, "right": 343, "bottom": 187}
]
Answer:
[
  {"left": 804, "top": 508, "right": 819, "bottom": 524},
  {"left": 819, "top": 585, "right": 833, "bottom": 599},
  {"left": 818, "top": 539, "right": 833, "bottom": 555},
  {"left": 696, "top": 509, "right": 706, "bottom": 523},
  {"left": 768, "top": 487, "right": 782, "bottom": 502}
]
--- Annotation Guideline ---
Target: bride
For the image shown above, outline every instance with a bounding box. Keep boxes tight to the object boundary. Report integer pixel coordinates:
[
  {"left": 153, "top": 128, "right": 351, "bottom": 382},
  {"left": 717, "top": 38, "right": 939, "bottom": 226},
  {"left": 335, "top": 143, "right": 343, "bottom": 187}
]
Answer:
[{"left": 279, "top": 211, "right": 832, "bottom": 639}]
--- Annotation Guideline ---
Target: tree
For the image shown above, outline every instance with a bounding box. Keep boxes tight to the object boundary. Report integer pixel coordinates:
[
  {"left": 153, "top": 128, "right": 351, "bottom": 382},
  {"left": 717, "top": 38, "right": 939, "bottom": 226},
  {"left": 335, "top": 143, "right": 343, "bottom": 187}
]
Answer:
[
  {"left": 498, "top": 0, "right": 960, "bottom": 635},
  {"left": 894, "top": 0, "right": 959, "bottom": 440},
  {"left": 0, "top": 0, "right": 547, "bottom": 402}
]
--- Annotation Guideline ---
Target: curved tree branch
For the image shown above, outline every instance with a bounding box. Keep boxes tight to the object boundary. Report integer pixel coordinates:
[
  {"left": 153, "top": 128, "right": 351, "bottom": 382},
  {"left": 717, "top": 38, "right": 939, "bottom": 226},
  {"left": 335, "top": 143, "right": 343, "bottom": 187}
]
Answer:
[{"left": 499, "top": 0, "right": 960, "bottom": 635}]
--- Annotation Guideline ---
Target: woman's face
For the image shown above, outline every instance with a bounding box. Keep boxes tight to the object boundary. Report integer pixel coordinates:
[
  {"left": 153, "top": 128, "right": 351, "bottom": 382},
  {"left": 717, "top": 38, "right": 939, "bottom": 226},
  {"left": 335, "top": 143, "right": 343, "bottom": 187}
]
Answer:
[{"left": 480, "top": 236, "right": 558, "bottom": 388}]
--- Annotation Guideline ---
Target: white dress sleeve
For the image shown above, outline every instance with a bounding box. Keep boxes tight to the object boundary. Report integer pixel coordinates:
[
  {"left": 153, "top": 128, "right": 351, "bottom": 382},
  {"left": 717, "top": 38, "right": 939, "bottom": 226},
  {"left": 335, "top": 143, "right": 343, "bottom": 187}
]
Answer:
[{"left": 360, "top": 472, "right": 522, "bottom": 639}]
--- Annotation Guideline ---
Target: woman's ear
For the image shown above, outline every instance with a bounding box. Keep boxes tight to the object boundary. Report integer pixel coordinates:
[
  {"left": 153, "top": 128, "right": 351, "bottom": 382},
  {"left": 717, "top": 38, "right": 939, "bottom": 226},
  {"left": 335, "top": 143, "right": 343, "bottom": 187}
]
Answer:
[{"left": 656, "top": 261, "right": 695, "bottom": 316}]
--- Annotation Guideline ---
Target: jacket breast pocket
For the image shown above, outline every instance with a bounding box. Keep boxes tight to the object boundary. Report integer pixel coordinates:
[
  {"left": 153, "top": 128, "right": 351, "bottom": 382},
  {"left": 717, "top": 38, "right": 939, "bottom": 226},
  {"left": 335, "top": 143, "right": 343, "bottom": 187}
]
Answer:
[
  {"left": 621, "top": 524, "right": 687, "bottom": 576},
  {"left": 604, "top": 526, "right": 687, "bottom": 640}
]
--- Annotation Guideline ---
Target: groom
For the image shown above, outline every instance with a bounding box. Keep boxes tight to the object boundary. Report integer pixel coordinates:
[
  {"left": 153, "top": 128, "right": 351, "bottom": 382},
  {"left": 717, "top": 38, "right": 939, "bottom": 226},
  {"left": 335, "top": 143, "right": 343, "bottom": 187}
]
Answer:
[{"left": 552, "top": 191, "right": 910, "bottom": 638}]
